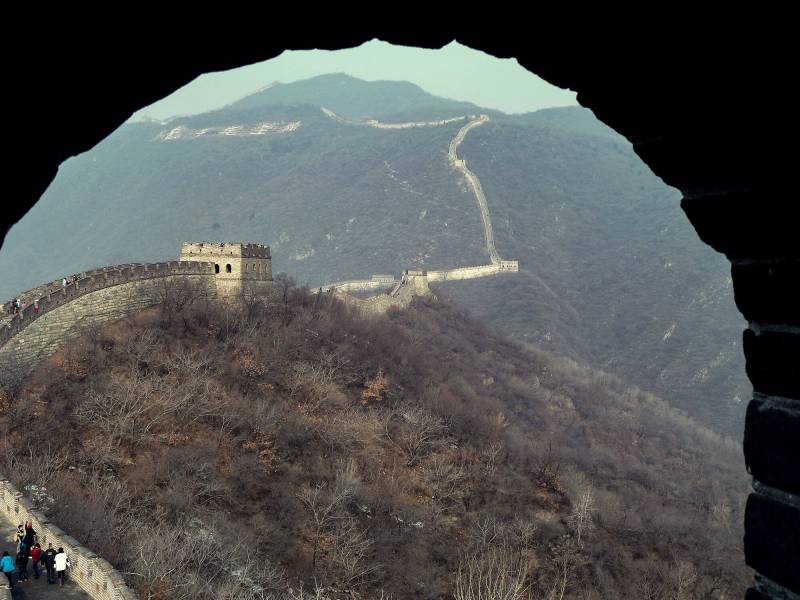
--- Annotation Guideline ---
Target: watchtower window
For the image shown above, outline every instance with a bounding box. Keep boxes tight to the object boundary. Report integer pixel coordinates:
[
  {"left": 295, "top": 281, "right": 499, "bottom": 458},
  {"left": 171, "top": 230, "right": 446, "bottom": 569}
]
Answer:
[
  {"left": 214, "top": 264, "right": 220, "bottom": 274},
  {"left": 226, "top": 264, "right": 232, "bottom": 273}
]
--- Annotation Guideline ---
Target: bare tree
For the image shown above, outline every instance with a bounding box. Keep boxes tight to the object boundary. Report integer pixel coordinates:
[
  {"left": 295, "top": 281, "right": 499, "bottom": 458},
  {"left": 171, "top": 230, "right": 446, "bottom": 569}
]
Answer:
[
  {"left": 568, "top": 484, "right": 596, "bottom": 547},
  {"left": 384, "top": 403, "right": 445, "bottom": 466},
  {"left": 74, "top": 350, "right": 220, "bottom": 450},
  {"left": 481, "top": 441, "right": 503, "bottom": 475},
  {"left": 420, "top": 453, "right": 466, "bottom": 516},
  {"left": 326, "top": 516, "right": 380, "bottom": 591},
  {"left": 297, "top": 483, "right": 353, "bottom": 573},
  {"left": 662, "top": 559, "right": 698, "bottom": 600},
  {"left": 455, "top": 544, "right": 530, "bottom": 600}
]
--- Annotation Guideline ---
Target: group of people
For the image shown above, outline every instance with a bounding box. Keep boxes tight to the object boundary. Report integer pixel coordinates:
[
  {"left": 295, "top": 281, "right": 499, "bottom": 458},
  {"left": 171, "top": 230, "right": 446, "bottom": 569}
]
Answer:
[
  {"left": 5, "top": 298, "right": 39, "bottom": 318},
  {"left": 2, "top": 272, "right": 84, "bottom": 319},
  {"left": 1, "top": 521, "right": 70, "bottom": 588}
]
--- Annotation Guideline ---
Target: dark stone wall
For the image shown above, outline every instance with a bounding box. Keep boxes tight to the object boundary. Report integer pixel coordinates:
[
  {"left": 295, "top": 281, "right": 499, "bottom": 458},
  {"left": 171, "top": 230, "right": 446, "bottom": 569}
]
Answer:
[{"left": 6, "top": 18, "right": 797, "bottom": 597}]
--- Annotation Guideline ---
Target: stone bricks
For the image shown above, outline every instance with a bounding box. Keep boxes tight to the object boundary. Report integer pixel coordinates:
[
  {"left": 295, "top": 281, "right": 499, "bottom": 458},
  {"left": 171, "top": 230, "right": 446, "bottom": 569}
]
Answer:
[
  {"left": 743, "top": 329, "right": 800, "bottom": 400},
  {"left": 180, "top": 241, "right": 272, "bottom": 297},
  {"left": 744, "top": 492, "right": 800, "bottom": 594},
  {"left": 733, "top": 261, "right": 800, "bottom": 326},
  {"left": 0, "top": 273, "right": 215, "bottom": 372},
  {"left": 744, "top": 397, "right": 800, "bottom": 494},
  {"left": 0, "top": 476, "right": 136, "bottom": 599}
]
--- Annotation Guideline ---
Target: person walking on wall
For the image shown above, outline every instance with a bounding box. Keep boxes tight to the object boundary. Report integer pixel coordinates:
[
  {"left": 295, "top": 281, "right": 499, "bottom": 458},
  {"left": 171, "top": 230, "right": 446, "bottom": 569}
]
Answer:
[
  {"left": 14, "top": 524, "right": 24, "bottom": 549},
  {"left": 1, "top": 551, "right": 14, "bottom": 588},
  {"left": 54, "top": 547, "right": 70, "bottom": 586},
  {"left": 29, "top": 543, "right": 42, "bottom": 579},
  {"left": 43, "top": 543, "right": 57, "bottom": 584},
  {"left": 23, "top": 520, "right": 35, "bottom": 548},
  {"left": 15, "top": 546, "right": 28, "bottom": 582}
]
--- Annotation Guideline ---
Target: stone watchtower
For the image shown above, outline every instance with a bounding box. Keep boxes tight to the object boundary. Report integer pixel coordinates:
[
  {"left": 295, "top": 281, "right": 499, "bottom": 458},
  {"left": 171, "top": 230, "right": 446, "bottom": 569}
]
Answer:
[{"left": 180, "top": 241, "right": 272, "bottom": 297}]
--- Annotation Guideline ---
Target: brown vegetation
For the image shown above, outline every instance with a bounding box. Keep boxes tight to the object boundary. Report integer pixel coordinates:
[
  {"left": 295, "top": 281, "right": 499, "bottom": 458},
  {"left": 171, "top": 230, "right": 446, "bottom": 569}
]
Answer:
[{"left": 0, "top": 286, "right": 749, "bottom": 598}]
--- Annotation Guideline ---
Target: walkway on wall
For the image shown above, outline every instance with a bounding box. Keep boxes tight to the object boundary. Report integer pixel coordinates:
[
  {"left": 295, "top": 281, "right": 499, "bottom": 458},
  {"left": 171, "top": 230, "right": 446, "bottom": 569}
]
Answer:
[
  {"left": 447, "top": 115, "right": 501, "bottom": 264},
  {"left": 319, "top": 109, "right": 518, "bottom": 298},
  {"left": 0, "top": 510, "right": 88, "bottom": 598}
]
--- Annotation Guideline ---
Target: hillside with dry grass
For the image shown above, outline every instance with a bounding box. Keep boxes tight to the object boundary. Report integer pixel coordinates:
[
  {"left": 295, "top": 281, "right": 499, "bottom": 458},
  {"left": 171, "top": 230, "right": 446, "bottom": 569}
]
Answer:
[{"left": 0, "top": 288, "right": 748, "bottom": 599}]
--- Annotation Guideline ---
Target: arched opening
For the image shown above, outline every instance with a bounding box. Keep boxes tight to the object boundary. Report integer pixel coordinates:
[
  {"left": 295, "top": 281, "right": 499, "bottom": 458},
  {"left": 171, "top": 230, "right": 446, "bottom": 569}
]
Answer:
[
  {"left": 2, "top": 32, "right": 794, "bottom": 599},
  {"left": 214, "top": 263, "right": 220, "bottom": 274},
  {"left": 226, "top": 264, "right": 232, "bottom": 273}
]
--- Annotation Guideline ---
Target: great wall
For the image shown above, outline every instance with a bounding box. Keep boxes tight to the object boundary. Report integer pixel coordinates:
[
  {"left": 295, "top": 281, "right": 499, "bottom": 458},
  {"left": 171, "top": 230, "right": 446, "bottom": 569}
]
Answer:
[
  {"left": 0, "top": 111, "right": 520, "bottom": 597},
  {"left": 0, "top": 476, "right": 135, "bottom": 599},
  {"left": 1, "top": 106, "right": 520, "bottom": 372},
  {"left": 316, "top": 108, "right": 518, "bottom": 302},
  {"left": 0, "top": 244, "right": 272, "bottom": 377}
]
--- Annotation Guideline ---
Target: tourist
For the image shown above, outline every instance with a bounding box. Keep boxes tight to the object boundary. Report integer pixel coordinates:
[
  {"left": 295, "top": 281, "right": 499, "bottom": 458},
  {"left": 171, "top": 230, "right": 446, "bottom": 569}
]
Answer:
[
  {"left": 14, "top": 524, "right": 24, "bottom": 548},
  {"left": 33, "top": 301, "right": 40, "bottom": 316},
  {"left": 15, "top": 546, "right": 28, "bottom": 582},
  {"left": 62, "top": 278, "right": 67, "bottom": 289},
  {"left": 54, "top": 547, "right": 70, "bottom": 585},
  {"left": 1, "top": 551, "right": 14, "bottom": 588},
  {"left": 23, "top": 520, "right": 36, "bottom": 547},
  {"left": 43, "top": 543, "right": 57, "bottom": 584},
  {"left": 29, "top": 543, "right": 41, "bottom": 579}
]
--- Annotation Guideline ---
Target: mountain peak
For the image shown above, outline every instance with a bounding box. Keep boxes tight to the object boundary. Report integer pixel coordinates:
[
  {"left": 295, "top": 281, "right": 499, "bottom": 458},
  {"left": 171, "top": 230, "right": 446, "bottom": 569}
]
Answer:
[{"left": 229, "top": 73, "right": 479, "bottom": 120}]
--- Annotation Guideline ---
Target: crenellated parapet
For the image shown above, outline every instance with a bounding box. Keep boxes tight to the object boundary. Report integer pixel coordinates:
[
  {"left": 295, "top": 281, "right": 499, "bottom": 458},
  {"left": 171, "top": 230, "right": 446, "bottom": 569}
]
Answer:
[
  {"left": 0, "top": 241, "right": 273, "bottom": 376},
  {"left": 0, "top": 475, "right": 137, "bottom": 599},
  {"left": 0, "top": 261, "right": 215, "bottom": 349}
]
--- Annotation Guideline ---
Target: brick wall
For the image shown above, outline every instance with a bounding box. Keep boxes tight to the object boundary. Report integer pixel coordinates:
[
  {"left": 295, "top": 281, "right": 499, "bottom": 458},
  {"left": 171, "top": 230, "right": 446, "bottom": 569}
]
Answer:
[
  {"left": 0, "top": 261, "right": 216, "bottom": 375},
  {"left": 0, "top": 476, "right": 137, "bottom": 599}
]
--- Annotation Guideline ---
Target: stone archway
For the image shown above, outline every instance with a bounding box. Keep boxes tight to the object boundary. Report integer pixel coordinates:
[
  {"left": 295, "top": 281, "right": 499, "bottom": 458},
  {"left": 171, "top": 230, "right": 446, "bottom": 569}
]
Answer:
[{"left": 6, "top": 22, "right": 797, "bottom": 597}]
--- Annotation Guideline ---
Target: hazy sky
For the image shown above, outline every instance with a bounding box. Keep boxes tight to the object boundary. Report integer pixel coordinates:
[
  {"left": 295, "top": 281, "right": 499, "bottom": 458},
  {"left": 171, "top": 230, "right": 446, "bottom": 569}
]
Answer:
[{"left": 132, "top": 40, "right": 578, "bottom": 121}]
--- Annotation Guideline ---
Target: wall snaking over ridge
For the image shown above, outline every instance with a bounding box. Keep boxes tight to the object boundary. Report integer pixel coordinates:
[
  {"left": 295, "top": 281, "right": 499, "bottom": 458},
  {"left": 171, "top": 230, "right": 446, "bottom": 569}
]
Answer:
[{"left": 0, "top": 261, "right": 216, "bottom": 376}]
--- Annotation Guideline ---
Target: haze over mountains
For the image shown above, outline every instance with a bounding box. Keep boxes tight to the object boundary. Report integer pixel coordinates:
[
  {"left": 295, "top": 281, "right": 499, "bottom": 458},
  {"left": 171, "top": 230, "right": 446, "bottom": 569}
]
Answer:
[{"left": 0, "top": 73, "right": 747, "bottom": 435}]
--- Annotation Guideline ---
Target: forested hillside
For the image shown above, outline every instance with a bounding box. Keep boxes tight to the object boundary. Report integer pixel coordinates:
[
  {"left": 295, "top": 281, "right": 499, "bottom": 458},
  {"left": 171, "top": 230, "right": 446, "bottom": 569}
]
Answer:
[
  {"left": 0, "top": 74, "right": 748, "bottom": 435},
  {"left": 0, "top": 291, "right": 749, "bottom": 599}
]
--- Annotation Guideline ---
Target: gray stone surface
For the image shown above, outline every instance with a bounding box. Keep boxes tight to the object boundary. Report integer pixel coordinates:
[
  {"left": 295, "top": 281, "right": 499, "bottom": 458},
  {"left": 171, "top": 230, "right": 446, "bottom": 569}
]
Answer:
[{"left": 0, "top": 511, "right": 89, "bottom": 599}]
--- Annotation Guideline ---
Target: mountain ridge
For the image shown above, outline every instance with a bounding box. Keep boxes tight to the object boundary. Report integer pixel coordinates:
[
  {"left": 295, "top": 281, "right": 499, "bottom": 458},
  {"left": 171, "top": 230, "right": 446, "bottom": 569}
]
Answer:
[{"left": 0, "top": 75, "right": 747, "bottom": 436}]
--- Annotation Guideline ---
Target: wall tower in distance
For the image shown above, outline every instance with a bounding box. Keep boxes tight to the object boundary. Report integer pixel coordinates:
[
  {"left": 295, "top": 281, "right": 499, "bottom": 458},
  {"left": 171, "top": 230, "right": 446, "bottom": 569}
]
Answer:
[{"left": 180, "top": 242, "right": 272, "bottom": 297}]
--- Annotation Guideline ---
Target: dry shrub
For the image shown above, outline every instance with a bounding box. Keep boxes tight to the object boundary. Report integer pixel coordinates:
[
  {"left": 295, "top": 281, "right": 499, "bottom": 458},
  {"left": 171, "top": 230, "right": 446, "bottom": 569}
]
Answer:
[
  {"left": 455, "top": 544, "right": 530, "bottom": 600},
  {"left": 238, "top": 350, "right": 267, "bottom": 377},
  {"left": 361, "top": 367, "right": 388, "bottom": 405}
]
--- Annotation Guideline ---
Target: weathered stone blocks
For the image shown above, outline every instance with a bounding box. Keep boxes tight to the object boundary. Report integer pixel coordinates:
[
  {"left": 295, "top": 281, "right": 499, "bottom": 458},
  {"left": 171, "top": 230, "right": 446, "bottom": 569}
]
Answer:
[
  {"left": 0, "top": 476, "right": 136, "bottom": 598},
  {"left": 744, "top": 397, "right": 800, "bottom": 494},
  {"left": 743, "top": 329, "right": 800, "bottom": 400},
  {"left": 745, "top": 492, "right": 800, "bottom": 594},
  {"left": 733, "top": 261, "right": 800, "bottom": 326},
  {"left": 681, "top": 190, "right": 800, "bottom": 260}
]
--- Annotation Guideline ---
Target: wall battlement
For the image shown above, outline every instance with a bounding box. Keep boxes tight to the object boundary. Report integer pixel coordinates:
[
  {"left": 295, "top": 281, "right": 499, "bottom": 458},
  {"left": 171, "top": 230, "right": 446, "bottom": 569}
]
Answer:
[
  {"left": 0, "top": 242, "right": 272, "bottom": 375},
  {"left": 0, "top": 476, "right": 137, "bottom": 599},
  {"left": 180, "top": 241, "right": 272, "bottom": 296},
  {"left": 180, "top": 241, "right": 271, "bottom": 259},
  {"left": 0, "top": 261, "right": 215, "bottom": 348}
]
